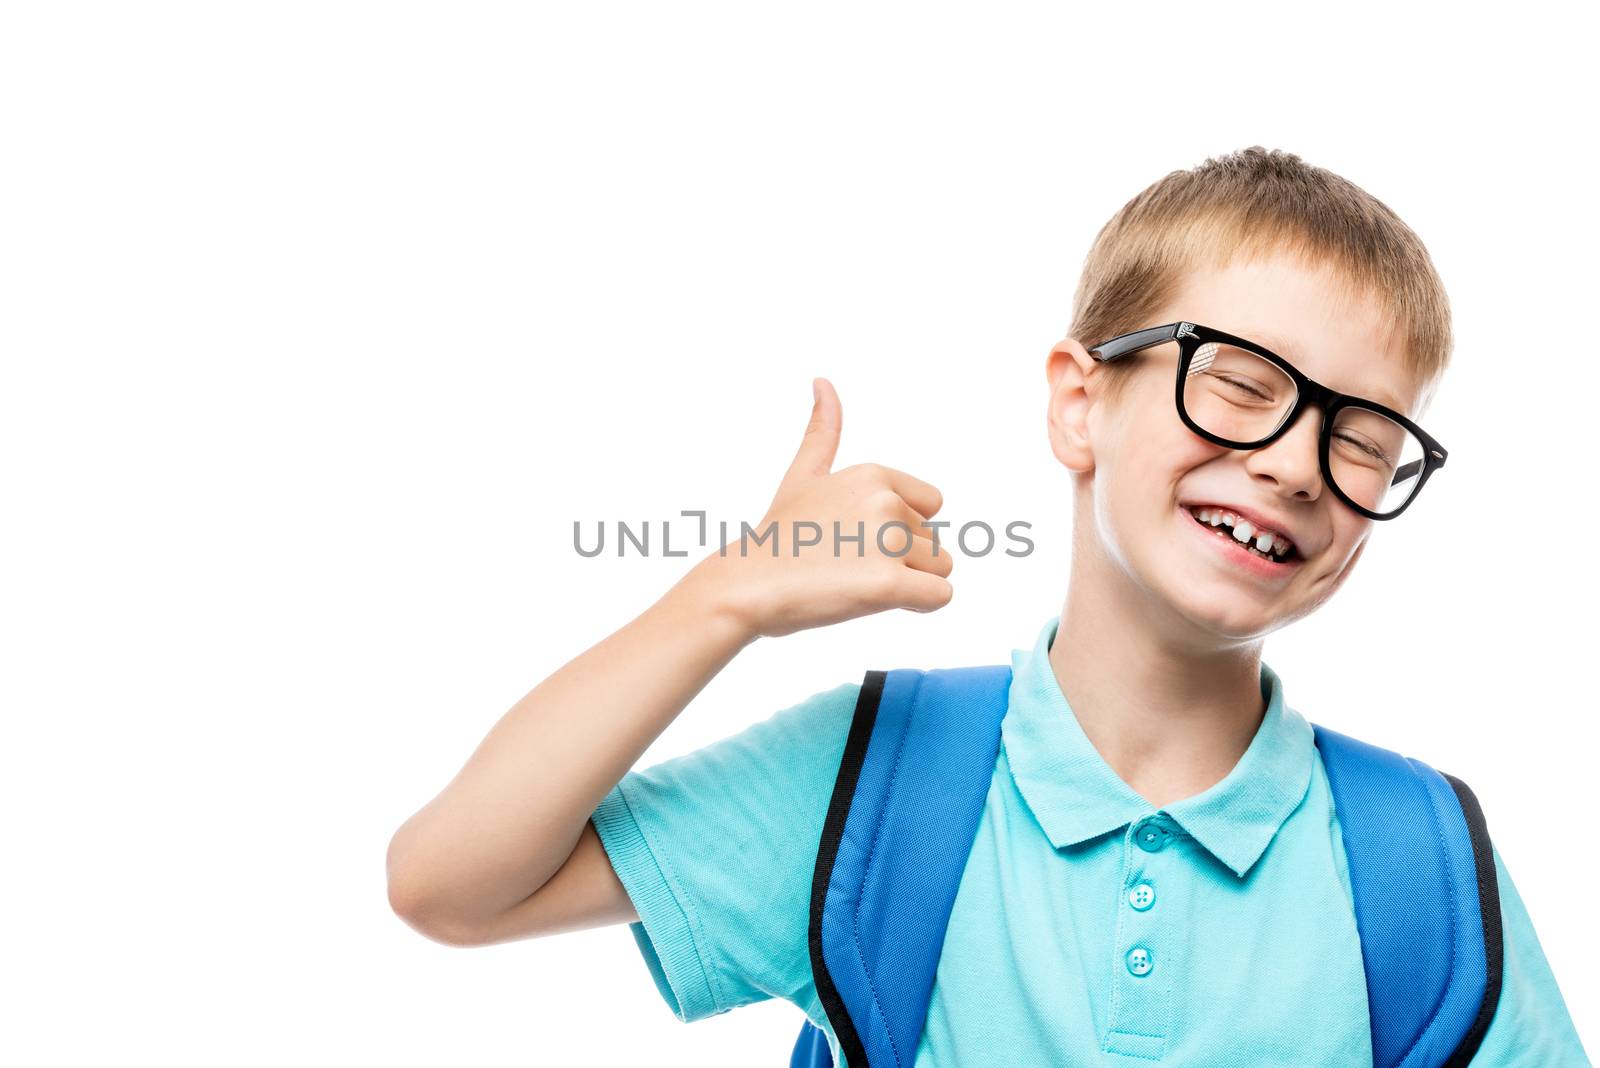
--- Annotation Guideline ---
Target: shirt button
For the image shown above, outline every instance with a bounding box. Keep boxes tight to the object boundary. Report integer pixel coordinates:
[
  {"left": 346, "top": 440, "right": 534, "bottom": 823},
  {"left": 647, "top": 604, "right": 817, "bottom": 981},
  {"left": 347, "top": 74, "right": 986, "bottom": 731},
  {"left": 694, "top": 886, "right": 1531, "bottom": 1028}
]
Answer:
[
  {"left": 1126, "top": 946, "right": 1154, "bottom": 976},
  {"left": 1134, "top": 818, "right": 1172, "bottom": 852},
  {"left": 1128, "top": 883, "right": 1156, "bottom": 911}
]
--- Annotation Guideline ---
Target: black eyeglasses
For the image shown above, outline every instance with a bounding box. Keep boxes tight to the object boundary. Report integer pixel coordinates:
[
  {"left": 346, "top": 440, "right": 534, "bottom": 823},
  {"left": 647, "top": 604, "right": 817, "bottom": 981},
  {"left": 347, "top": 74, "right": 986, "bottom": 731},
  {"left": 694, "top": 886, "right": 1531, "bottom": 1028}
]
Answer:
[{"left": 1089, "top": 321, "right": 1447, "bottom": 520}]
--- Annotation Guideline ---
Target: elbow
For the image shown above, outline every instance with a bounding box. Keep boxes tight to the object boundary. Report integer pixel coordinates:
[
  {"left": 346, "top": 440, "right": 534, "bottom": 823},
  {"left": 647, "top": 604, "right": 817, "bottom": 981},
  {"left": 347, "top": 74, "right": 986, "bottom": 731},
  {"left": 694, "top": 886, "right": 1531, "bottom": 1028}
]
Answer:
[
  {"left": 390, "top": 876, "right": 470, "bottom": 952},
  {"left": 389, "top": 883, "right": 487, "bottom": 948},
  {"left": 386, "top": 831, "right": 492, "bottom": 948}
]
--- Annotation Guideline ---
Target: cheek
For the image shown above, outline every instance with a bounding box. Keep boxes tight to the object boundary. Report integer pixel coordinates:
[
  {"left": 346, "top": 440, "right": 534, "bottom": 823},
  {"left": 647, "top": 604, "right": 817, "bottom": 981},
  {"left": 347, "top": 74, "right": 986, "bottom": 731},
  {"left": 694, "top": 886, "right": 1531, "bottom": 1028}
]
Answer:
[
  {"left": 1094, "top": 379, "right": 1187, "bottom": 464},
  {"left": 1096, "top": 413, "right": 1218, "bottom": 546},
  {"left": 1090, "top": 372, "right": 1226, "bottom": 529},
  {"left": 1324, "top": 518, "right": 1370, "bottom": 569},
  {"left": 1117, "top": 410, "right": 1225, "bottom": 497}
]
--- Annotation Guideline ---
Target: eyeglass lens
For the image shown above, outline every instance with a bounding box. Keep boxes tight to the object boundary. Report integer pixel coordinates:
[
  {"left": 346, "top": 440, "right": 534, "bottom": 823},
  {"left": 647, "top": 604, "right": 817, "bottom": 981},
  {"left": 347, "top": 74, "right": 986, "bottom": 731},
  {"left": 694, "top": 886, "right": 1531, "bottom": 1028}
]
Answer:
[{"left": 1183, "top": 341, "right": 1427, "bottom": 516}]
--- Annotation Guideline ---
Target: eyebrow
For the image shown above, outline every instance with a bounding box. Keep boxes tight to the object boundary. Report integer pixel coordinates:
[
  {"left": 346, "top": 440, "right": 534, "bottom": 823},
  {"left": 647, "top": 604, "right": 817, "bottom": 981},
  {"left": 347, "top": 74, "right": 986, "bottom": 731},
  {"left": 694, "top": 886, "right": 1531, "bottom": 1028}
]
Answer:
[{"left": 1241, "top": 328, "right": 1410, "bottom": 413}]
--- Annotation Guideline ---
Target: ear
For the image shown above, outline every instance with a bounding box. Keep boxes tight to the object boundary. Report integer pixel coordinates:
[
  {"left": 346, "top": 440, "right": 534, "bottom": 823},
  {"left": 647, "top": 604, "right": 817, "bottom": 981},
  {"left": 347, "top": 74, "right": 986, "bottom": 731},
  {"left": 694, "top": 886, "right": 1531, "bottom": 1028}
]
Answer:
[{"left": 1045, "top": 337, "right": 1100, "bottom": 473}]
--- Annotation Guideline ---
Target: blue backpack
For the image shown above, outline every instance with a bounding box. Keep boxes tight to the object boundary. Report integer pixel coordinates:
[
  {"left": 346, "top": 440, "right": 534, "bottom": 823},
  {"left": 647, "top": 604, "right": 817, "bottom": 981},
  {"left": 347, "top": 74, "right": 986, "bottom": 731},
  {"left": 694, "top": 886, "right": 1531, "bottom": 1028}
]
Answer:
[{"left": 789, "top": 665, "right": 1504, "bottom": 1068}]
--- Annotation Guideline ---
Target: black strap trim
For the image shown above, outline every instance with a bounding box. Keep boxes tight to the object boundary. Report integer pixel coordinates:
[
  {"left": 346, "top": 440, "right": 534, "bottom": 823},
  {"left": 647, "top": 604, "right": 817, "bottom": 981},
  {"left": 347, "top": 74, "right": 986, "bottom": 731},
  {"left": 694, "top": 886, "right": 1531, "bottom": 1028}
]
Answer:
[
  {"left": 807, "top": 669, "right": 886, "bottom": 1068},
  {"left": 1441, "top": 772, "right": 1504, "bottom": 1068}
]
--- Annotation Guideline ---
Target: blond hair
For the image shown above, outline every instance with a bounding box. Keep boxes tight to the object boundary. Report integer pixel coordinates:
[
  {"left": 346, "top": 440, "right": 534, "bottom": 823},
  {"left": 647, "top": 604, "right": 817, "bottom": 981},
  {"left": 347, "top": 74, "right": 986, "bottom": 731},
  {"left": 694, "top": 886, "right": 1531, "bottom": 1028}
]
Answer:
[{"left": 1070, "top": 147, "right": 1451, "bottom": 413}]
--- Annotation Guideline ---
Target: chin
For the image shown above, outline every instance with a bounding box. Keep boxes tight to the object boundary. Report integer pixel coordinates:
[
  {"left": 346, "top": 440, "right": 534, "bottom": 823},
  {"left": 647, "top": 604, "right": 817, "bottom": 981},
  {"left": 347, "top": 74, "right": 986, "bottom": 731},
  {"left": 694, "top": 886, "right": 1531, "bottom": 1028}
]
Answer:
[
  {"left": 1157, "top": 571, "right": 1282, "bottom": 643},
  {"left": 1181, "top": 598, "right": 1276, "bottom": 643}
]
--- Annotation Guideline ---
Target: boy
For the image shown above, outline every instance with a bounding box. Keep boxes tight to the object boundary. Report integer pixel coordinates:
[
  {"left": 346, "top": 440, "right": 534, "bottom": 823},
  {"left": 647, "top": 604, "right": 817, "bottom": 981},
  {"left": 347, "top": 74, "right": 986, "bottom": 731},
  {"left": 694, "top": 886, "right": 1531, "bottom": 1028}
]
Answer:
[{"left": 387, "top": 148, "right": 1589, "bottom": 1064}]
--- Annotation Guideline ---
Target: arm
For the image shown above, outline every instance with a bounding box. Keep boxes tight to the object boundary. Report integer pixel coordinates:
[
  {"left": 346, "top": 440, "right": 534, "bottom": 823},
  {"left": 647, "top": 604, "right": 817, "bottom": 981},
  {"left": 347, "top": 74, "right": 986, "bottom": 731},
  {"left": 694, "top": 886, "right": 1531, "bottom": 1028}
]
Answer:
[
  {"left": 385, "top": 378, "right": 951, "bottom": 946},
  {"left": 386, "top": 574, "right": 750, "bottom": 946}
]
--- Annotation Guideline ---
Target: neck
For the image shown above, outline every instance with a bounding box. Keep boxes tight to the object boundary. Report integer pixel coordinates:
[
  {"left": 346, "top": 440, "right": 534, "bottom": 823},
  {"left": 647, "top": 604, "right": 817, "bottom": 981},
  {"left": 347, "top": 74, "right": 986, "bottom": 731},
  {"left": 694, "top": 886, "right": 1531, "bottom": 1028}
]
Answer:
[{"left": 1049, "top": 546, "right": 1268, "bottom": 810}]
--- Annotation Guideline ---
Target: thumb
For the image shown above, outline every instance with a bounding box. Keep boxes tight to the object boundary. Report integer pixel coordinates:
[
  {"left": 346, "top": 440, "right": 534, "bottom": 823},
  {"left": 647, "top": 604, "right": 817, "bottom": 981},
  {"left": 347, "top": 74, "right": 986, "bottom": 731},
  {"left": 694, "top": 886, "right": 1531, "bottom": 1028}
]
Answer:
[{"left": 783, "top": 377, "right": 842, "bottom": 483}]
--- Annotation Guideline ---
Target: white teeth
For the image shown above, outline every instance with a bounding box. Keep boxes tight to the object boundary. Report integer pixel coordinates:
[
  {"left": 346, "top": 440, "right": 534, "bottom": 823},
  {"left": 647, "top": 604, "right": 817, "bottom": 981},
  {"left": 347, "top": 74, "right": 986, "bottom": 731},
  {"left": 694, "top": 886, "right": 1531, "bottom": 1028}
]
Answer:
[{"left": 1188, "top": 506, "right": 1295, "bottom": 558}]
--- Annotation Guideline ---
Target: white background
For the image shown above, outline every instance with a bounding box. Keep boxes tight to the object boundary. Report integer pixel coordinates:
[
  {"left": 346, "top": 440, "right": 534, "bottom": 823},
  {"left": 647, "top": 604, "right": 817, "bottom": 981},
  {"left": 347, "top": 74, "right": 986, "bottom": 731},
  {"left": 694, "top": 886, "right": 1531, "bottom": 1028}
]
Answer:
[{"left": 4, "top": 2, "right": 1596, "bottom": 1064}]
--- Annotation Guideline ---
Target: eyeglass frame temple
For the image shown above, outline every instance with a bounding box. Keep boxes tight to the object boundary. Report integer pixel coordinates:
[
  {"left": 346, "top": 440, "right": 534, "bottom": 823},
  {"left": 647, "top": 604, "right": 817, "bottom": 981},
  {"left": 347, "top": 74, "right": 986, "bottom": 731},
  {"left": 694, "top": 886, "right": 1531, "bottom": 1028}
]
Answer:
[{"left": 1088, "top": 323, "right": 1183, "bottom": 362}]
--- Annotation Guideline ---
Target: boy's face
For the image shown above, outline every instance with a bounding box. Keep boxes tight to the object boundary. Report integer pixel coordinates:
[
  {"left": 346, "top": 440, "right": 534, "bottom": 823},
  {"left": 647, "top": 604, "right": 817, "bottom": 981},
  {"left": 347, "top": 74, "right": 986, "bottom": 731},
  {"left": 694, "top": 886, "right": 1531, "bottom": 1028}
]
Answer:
[{"left": 1047, "top": 253, "right": 1419, "bottom": 641}]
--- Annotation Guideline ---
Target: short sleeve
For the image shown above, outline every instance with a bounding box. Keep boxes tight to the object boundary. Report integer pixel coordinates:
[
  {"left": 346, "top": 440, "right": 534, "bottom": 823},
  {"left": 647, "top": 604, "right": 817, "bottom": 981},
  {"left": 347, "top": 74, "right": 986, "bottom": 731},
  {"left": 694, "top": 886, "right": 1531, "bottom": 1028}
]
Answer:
[
  {"left": 1470, "top": 845, "right": 1592, "bottom": 1065},
  {"left": 589, "top": 680, "right": 860, "bottom": 1023}
]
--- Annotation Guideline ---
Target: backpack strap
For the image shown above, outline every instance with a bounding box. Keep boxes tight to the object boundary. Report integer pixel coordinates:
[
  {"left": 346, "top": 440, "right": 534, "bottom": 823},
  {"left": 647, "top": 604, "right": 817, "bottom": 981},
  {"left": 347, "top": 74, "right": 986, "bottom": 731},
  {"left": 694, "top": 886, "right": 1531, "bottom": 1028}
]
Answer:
[
  {"left": 790, "top": 1017, "right": 832, "bottom": 1068},
  {"left": 1312, "top": 724, "right": 1504, "bottom": 1068},
  {"left": 800, "top": 664, "right": 1013, "bottom": 1068}
]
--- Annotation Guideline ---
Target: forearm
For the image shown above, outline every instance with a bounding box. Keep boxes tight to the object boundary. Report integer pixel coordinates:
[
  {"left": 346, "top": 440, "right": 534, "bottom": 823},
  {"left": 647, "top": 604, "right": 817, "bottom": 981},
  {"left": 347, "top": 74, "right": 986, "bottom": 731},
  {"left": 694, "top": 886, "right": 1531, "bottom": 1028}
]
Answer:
[{"left": 386, "top": 556, "right": 755, "bottom": 930}]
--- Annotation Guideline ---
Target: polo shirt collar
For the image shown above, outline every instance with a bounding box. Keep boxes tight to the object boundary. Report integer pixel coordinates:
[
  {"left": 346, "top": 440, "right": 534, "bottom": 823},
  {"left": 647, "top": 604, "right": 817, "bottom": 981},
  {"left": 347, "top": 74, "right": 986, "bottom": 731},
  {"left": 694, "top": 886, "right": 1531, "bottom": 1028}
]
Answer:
[{"left": 1000, "top": 615, "right": 1315, "bottom": 878}]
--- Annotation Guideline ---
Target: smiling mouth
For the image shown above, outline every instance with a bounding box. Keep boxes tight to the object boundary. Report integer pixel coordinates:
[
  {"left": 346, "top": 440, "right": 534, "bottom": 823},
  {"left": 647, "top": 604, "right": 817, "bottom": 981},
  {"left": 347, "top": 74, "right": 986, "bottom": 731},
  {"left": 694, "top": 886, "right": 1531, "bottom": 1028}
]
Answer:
[{"left": 1184, "top": 507, "right": 1302, "bottom": 565}]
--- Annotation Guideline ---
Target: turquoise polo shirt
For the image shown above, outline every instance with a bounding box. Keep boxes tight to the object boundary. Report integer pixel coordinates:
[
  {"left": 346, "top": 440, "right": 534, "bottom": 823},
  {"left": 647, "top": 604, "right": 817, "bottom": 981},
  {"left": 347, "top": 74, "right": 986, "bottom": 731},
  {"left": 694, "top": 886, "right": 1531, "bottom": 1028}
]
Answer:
[{"left": 590, "top": 615, "right": 1589, "bottom": 1065}]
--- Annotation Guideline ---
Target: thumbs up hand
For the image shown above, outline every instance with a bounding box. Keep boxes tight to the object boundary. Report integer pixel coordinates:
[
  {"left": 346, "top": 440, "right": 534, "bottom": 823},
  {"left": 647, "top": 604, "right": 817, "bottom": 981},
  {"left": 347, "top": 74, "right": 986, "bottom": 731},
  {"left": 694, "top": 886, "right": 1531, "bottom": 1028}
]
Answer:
[{"left": 693, "top": 378, "right": 953, "bottom": 640}]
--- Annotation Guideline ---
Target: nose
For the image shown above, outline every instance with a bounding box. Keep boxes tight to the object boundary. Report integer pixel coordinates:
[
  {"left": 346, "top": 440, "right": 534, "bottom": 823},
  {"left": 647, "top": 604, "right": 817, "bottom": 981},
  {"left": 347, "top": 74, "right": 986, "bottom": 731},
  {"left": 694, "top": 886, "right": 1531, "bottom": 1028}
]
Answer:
[{"left": 1244, "top": 403, "right": 1324, "bottom": 501}]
